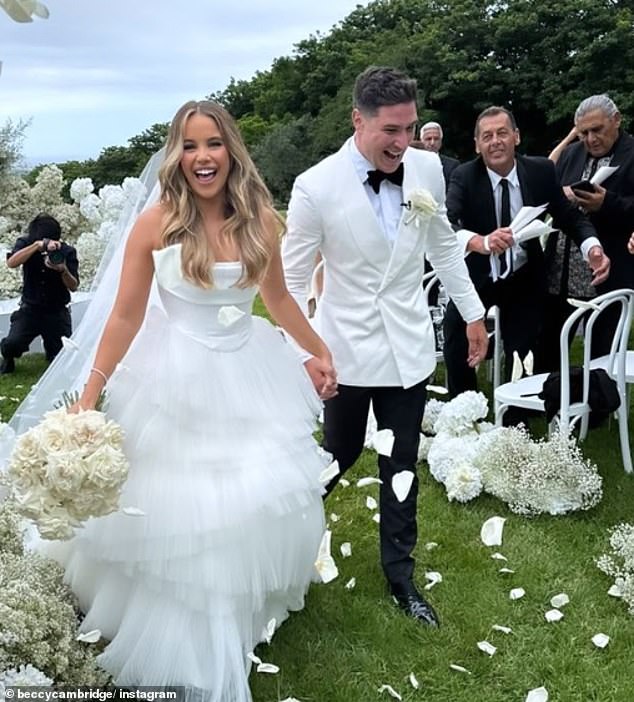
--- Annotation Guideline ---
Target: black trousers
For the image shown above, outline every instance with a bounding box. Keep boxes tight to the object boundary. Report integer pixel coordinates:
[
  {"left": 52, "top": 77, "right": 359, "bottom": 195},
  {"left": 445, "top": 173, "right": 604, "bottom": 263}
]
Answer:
[
  {"left": 1, "top": 304, "right": 71, "bottom": 362},
  {"left": 443, "top": 268, "right": 545, "bottom": 397},
  {"left": 322, "top": 380, "right": 427, "bottom": 588}
]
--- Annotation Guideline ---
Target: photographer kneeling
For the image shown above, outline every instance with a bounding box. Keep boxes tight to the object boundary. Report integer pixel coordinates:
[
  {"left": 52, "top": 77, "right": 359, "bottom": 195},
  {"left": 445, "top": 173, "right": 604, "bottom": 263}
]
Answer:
[{"left": 0, "top": 213, "right": 79, "bottom": 374}]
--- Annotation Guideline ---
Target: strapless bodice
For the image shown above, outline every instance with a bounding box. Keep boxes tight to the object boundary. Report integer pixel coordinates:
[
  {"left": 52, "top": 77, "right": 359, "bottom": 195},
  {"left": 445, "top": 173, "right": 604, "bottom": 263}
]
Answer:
[{"left": 152, "top": 244, "right": 256, "bottom": 351}]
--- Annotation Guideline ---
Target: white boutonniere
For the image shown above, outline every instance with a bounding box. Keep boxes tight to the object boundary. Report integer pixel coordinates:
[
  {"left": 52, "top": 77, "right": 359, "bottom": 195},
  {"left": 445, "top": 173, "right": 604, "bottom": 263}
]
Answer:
[{"left": 402, "top": 189, "right": 438, "bottom": 226}]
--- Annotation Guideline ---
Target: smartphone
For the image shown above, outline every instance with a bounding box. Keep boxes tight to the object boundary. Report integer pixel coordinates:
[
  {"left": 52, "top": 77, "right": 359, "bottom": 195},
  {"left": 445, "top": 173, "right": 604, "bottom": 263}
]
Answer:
[{"left": 570, "top": 179, "right": 596, "bottom": 193}]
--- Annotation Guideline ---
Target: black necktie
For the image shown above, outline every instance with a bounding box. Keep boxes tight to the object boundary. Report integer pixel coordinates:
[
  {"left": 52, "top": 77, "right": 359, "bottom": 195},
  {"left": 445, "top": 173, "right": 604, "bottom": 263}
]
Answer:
[
  {"left": 366, "top": 163, "right": 404, "bottom": 194},
  {"left": 498, "top": 178, "right": 512, "bottom": 276}
]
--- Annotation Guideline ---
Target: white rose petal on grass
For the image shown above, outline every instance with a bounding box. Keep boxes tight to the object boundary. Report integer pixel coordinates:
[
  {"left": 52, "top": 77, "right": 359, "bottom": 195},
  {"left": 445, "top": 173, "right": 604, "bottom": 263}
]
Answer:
[
  {"left": 492, "top": 624, "right": 513, "bottom": 634},
  {"left": 372, "top": 513, "right": 381, "bottom": 524},
  {"left": 392, "top": 470, "right": 415, "bottom": 503},
  {"left": 425, "top": 542, "right": 439, "bottom": 551},
  {"left": 330, "top": 513, "right": 340, "bottom": 523},
  {"left": 499, "top": 567, "right": 515, "bottom": 574},
  {"left": 510, "top": 587, "right": 526, "bottom": 600},
  {"left": 449, "top": 664, "right": 472, "bottom": 675},
  {"left": 319, "top": 460, "right": 340, "bottom": 485},
  {"left": 545, "top": 609, "right": 564, "bottom": 622},
  {"left": 76, "top": 629, "right": 101, "bottom": 643},
  {"left": 525, "top": 687, "right": 548, "bottom": 702},
  {"left": 280, "top": 698, "right": 301, "bottom": 702},
  {"left": 345, "top": 577, "right": 356, "bottom": 590},
  {"left": 366, "top": 496, "right": 378, "bottom": 510},
  {"left": 340, "top": 542, "right": 352, "bottom": 558},
  {"left": 424, "top": 571, "right": 442, "bottom": 590},
  {"left": 608, "top": 583, "right": 623, "bottom": 598},
  {"left": 263, "top": 618, "right": 276, "bottom": 645},
  {"left": 377, "top": 684, "right": 402, "bottom": 700},
  {"left": 339, "top": 478, "right": 350, "bottom": 488},
  {"left": 592, "top": 633, "right": 610, "bottom": 649},
  {"left": 314, "top": 530, "right": 338, "bottom": 583},
  {"left": 409, "top": 673, "right": 419, "bottom": 690},
  {"left": 550, "top": 593, "right": 570, "bottom": 608},
  {"left": 121, "top": 506, "right": 146, "bottom": 517},
  {"left": 256, "top": 662, "right": 280, "bottom": 674},
  {"left": 481, "top": 516, "right": 506, "bottom": 546},
  {"left": 247, "top": 652, "right": 261, "bottom": 665},
  {"left": 218, "top": 305, "right": 245, "bottom": 327},
  {"left": 372, "top": 428, "right": 395, "bottom": 457},
  {"left": 356, "top": 476, "right": 382, "bottom": 487},
  {"left": 477, "top": 640, "right": 497, "bottom": 656},
  {"left": 491, "top": 552, "right": 508, "bottom": 561}
]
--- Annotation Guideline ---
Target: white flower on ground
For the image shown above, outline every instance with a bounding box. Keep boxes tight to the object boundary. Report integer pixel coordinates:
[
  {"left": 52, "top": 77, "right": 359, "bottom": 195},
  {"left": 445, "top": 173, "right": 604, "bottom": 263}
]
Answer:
[
  {"left": 445, "top": 460, "right": 483, "bottom": 502},
  {"left": 591, "top": 633, "right": 610, "bottom": 648},
  {"left": 510, "top": 587, "right": 526, "bottom": 600},
  {"left": 525, "top": 687, "right": 548, "bottom": 702},
  {"left": 314, "top": 529, "right": 338, "bottom": 583},
  {"left": 550, "top": 593, "right": 569, "bottom": 608},
  {"left": 433, "top": 391, "right": 488, "bottom": 436},
  {"left": 0, "top": 664, "right": 52, "bottom": 686},
  {"left": 545, "top": 609, "right": 564, "bottom": 622},
  {"left": 477, "top": 641, "right": 497, "bottom": 656},
  {"left": 480, "top": 516, "right": 506, "bottom": 546}
]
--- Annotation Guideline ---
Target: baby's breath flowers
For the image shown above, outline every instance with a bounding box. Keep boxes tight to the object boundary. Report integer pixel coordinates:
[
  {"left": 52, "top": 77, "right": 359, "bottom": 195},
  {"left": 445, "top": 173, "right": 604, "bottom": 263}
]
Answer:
[{"left": 597, "top": 523, "right": 634, "bottom": 615}]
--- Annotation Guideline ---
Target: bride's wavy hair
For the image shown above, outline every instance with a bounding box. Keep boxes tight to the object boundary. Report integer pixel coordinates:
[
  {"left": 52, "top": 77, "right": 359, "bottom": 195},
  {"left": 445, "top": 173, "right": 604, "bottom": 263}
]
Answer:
[{"left": 158, "top": 100, "right": 283, "bottom": 288}]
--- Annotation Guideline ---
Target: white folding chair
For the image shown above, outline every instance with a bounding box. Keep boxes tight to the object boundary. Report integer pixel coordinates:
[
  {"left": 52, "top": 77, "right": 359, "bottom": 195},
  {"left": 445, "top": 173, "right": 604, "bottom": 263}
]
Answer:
[{"left": 494, "top": 288, "right": 634, "bottom": 473}]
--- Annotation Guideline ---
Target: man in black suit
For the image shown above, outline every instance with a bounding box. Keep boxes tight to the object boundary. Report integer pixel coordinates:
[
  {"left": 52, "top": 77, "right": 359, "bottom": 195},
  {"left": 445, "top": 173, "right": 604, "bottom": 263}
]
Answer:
[
  {"left": 538, "top": 94, "right": 634, "bottom": 366},
  {"left": 419, "top": 121, "right": 460, "bottom": 188},
  {"left": 443, "top": 106, "right": 610, "bottom": 398}
]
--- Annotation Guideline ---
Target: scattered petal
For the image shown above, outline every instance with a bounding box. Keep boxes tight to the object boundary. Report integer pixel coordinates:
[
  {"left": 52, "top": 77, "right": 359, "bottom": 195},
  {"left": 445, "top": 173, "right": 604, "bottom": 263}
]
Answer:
[
  {"left": 425, "top": 541, "right": 439, "bottom": 551},
  {"left": 314, "top": 530, "right": 339, "bottom": 583},
  {"left": 339, "top": 478, "right": 350, "bottom": 488},
  {"left": 377, "top": 684, "right": 402, "bottom": 700},
  {"left": 247, "top": 652, "right": 262, "bottom": 665},
  {"left": 491, "top": 552, "right": 508, "bottom": 561},
  {"left": 262, "top": 618, "right": 276, "bottom": 644},
  {"left": 492, "top": 624, "right": 513, "bottom": 634},
  {"left": 319, "top": 460, "right": 340, "bottom": 485},
  {"left": 121, "top": 506, "right": 146, "bottom": 517},
  {"left": 340, "top": 542, "right": 352, "bottom": 558},
  {"left": 510, "top": 588, "right": 526, "bottom": 600},
  {"left": 499, "top": 567, "right": 515, "bottom": 574},
  {"left": 392, "top": 470, "right": 415, "bottom": 503},
  {"left": 477, "top": 640, "right": 497, "bottom": 656},
  {"left": 550, "top": 593, "right": 570, "bottom": 608},
  {"left": 545, "top": 609, "right": 564, "bottom": 622},
  {"left": 449, "top": 664, "right": 472, "bottom": 675},
  {"left": 608, "top": 583, "right": 623, "bottom": 598},
  {"left": 356, "top": 476, "right": 383, "bottom": 487},
  {"left": 218, "top": 305, "right": 245, "bottom": 327},
  {"left": 345, "top": 577, "right": 356, "bottom": 590},
  {"left": 523, "top": 350, "right": 534, "bottom": 376},
  {"left": 256, "top": 662, "right": 280, "bottom": 674},
  {"left": 366, "top": 496, "right": 378, "bottom": 510},
  {"left": 330, "top": 513, "right": 340, "bottom": 523},
  {"left": 481, "top": 516, "right": 506, "bottom": 546},
  {"left": 511, "top": 350, "right": 523, "bottom": 382},
  {"left": 372, "top": 428, "right": 395, "bottom": 457},
  {"left": 426, "top": 384, "right": 449, "bottom": 395},
  {"left": 424, "top": 571, "right": 443, "bottom": 590},
  {"left": 280, "top": 698, "right": 301, "bottom": 702},
  {"left": 409, "top": 673, "right": 419, "bottom": 690},
  {"left": 525, "top": 687, "right": 548, "bottom": 702},
  {"left": 592, "top": 633, "right": 610, "bottom": 649},
  {"left": 61, "top": 336, "right": 79, "bottom": 351},
  {"left": 76, "top": 629, "right": 101, "bottom": 643},
  {"left": 372, "top": 513, "right": 381, "bottom": 524}
]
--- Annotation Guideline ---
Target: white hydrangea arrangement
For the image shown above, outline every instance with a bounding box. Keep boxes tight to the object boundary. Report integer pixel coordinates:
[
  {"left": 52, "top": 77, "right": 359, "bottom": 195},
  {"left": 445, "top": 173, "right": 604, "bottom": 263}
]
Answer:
[
  {"left": 0, "top": 500, "right": 110, "bottom": 686},
  {"left": 597, "top": 523, "right": 634, "bottom": 615},
  {"left": 7, "top": 408, "right": 129, "bottom": 540},
  {"left": 422, "top": 391, "right": 602, "bottom": 514}
]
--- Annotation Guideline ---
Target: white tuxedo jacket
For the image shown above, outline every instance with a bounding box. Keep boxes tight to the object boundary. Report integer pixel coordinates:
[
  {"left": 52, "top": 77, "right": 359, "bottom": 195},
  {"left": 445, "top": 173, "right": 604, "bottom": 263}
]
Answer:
[{"left": 283, "top": 138, "right": 484, "bottom": 389}]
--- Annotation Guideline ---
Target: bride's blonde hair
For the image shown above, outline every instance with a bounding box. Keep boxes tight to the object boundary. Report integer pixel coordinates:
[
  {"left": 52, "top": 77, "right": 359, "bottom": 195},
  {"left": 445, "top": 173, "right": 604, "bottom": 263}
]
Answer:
[{"left": 158, "top": 100, "right": 283, "bottom": 288}]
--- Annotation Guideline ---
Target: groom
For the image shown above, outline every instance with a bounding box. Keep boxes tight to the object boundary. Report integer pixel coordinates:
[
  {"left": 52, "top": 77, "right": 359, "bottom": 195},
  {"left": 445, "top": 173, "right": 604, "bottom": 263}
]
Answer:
[{"left": 283, "top": 66, "right": 487, "bottom": 627}]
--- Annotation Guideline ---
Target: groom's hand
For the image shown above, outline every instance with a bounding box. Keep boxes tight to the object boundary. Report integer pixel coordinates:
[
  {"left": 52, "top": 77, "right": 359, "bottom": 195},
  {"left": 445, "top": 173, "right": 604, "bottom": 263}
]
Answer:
[
  {"left": 305, "top": 357, "right": 338, "bottom": 400},
  {"left": 466, "top": 319, "right": 489, "bottom": 368}
]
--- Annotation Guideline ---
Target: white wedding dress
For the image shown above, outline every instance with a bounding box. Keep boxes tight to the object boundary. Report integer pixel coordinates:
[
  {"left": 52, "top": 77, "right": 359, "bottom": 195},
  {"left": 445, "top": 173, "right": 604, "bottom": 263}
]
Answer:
[{"left": 50, "top": 244, "right": 327, "bottom": 701}]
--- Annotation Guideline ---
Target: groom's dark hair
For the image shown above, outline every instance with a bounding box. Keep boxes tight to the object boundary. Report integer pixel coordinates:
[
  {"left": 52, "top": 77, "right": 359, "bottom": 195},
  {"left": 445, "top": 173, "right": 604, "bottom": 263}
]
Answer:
[{"left": 353, "top": 66, "right": 417, "bottom": 116}]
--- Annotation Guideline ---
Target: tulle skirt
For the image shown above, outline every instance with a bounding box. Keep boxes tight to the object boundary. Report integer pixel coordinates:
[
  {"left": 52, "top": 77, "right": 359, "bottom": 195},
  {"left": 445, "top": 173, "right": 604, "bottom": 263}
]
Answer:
[{"left": 49, "top": 307, "right": 327, "bottom": 701}]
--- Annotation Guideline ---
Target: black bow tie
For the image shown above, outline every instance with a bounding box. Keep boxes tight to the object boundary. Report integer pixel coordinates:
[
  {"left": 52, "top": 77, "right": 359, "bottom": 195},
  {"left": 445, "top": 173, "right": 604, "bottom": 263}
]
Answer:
[{"left": 366, "top": 163, "right": 404, "bottom": 193}]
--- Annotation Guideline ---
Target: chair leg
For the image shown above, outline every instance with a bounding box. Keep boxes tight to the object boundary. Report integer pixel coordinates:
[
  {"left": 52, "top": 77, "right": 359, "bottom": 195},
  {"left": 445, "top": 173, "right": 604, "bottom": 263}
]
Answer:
[
  {"left": 617, "top": 404, "right": 633, "bottom": 474},
  {"left": 495, "top": 403, "right": 507, "bottom": 427},
  {"left": 579, "top": 412, "right": 590, "bottom": 441}
]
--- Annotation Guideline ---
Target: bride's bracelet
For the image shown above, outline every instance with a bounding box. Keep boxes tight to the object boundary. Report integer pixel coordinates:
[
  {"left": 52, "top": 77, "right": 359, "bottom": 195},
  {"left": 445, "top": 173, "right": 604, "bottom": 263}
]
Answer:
[{"left": 90, "top": 367, "right": 109, "bottom": 385}]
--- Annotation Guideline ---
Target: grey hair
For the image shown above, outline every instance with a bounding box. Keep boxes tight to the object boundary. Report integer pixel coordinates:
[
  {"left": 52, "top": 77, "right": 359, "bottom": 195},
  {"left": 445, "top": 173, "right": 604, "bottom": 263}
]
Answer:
[
  {"left": 575, "top": 94, "right": 620, "bottom": 122},
  {"left": 421, "top": 121, "right": 443, "bottom": 138}
]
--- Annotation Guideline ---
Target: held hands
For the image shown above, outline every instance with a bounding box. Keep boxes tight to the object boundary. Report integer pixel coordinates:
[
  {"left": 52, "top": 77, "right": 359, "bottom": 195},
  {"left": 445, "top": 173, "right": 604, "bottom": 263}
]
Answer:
[
  {"left": 480, "top": 228, "right": 514, "bottom": 255},
  {"left": 304, "top": 356, "right": 338, "bottom": 401},
  {"left": 587, "top": 246, "right": 610, "bottom": 285},
  {"left": 466, "top": 319, "right": 489, "bottom": 368}
]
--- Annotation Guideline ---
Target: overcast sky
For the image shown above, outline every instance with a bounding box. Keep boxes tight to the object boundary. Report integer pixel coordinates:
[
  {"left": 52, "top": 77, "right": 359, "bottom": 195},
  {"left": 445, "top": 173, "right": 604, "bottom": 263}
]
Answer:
[{"left": 0, "top": 0, "right": 369, "bottom": 164}]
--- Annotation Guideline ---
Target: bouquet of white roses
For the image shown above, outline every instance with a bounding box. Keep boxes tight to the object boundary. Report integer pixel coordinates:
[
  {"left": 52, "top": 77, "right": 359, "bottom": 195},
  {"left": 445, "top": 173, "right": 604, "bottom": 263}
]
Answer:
[{"left": 7, "top": 408, "right": 129, "bottom": 540}]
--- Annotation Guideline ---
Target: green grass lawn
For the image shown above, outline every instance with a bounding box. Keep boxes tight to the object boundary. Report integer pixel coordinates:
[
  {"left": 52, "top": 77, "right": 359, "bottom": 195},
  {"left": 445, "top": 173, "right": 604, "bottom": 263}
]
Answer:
[{"left": 3, "top": 329, "right": 634, "bottom": 701}]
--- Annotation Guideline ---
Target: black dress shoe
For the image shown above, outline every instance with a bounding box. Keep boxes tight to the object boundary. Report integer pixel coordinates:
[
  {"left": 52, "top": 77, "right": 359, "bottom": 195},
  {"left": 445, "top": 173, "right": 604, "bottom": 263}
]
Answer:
[
  {"left": 391, "top": 584, "right": 440, "bottom": 627},
  {"left": 0, "top": 357, "right": 15, "bottom": 374}
]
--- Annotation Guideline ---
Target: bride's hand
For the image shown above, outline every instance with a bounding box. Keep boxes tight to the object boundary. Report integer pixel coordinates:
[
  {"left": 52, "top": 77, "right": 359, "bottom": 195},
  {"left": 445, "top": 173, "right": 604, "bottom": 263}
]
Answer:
[{"left": 304, "top": 356, "right": 338, "bottom": 400}]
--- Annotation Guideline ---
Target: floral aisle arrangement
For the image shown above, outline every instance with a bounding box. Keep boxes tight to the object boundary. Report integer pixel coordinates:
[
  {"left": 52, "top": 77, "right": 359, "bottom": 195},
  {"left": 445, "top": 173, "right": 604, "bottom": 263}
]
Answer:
[
  {"left": 0, "top": 500, "right": 110, "bottom": 687},
  {"left": 597, "top": 523, "right": 634, "bottom": 615},
  {"left": 6, "top": 407, "right": 129, "bottom": 540},
  {"left": 421, "top": 391, "right": 603, "bottom": 515}
]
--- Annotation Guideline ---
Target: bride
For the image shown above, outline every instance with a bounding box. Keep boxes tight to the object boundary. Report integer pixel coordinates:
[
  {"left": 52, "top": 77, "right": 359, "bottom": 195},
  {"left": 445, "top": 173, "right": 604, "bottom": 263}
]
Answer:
[{"left": 26, "top": 100, "right": 337, "bottom": 700}]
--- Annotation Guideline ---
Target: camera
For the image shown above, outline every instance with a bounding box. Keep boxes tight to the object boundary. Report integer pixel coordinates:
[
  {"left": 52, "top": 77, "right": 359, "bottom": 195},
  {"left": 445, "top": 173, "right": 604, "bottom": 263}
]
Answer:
[{"left": 46, "top": 249, "right": 66, "bottom": 266}]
